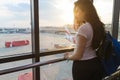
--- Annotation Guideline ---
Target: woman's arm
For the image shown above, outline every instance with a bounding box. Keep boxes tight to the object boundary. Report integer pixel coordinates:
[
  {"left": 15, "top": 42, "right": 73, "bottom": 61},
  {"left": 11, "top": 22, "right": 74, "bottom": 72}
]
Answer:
[{"left": 64, "top": 35, "right": 87, "bottom": 60}]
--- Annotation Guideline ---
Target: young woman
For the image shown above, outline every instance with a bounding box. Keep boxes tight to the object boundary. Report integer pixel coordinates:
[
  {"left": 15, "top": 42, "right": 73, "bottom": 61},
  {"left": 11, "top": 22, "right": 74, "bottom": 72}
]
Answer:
[{"left": 64, "top": 0, "right": 105, "bottom": 80}]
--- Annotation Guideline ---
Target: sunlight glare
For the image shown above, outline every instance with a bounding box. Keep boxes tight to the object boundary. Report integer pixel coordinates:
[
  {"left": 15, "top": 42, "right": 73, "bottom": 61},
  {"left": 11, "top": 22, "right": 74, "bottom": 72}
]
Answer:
[{"left": 53, "top": 0, "right": 74, "bottom": 24}]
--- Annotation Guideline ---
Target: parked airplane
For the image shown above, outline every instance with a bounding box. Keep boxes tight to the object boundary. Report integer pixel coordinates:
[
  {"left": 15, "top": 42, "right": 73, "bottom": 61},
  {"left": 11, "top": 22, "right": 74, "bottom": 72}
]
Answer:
[
  {"left": 64, "top": 26, "right": 76, "bottom": 48},
  {"left": 5, "top": 40, "right": 29, "bottom": 48},
  {"left": 64, "top": 26, "right": 76, "bottom": 44}
]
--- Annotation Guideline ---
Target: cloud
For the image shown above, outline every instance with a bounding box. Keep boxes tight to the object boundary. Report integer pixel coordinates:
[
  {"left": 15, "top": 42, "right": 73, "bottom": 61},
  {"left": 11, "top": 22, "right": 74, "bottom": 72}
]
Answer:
[
  {"left": 0, "top": 0, "right": 29, "bottom": 5},
  {"left": 0, "top": 0, "right": 30, "bottom": 28},
  {"left": 5, "top": 3, "right": 30, "bottom": 12},
  {"left": 39, "top": 0, "right": 63, "bottom": 26},
  {"left": 39, "top": 0, "right": 75, "bottom": 26},
  {"left": 0, "top": 0, "right": 114, "bottom": 28}
]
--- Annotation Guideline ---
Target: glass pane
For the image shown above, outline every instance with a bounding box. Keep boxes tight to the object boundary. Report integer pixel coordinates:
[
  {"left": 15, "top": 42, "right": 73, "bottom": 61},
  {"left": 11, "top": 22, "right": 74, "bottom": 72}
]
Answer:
[
  {"left": 118, "top": 16, "right": 120, "bottom": 41},
  {"left": 40, "top": 61, "right": 73, "bottom": 80},
  {"left": 0, "top": 59, "right": 32, "bottom": 80},
  {"left": 0, "top": 59, "right": 32, "bottom": 70},
  {"left": 0, "top": 0, "right": 31, "bottom": 56},
  {"left": 39, "top": 0, "right": 76, "bottom": 52},
  {"left": 40, "top": 53, "right": 73, "bottom": 80},
  {"left": 0, "top": 69, "right": 32, "bottom": 80},
  {"left": 94, "top": 0, "right": 113, "bottom": 33},
  {"left": 40, "top": 54, "right": 61, "bottom": 62}
]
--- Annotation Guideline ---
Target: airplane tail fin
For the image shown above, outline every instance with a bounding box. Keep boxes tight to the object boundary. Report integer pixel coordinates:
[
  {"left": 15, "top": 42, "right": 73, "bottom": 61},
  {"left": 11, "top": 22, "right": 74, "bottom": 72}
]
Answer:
[
  {"left": 64, "top": 26, "right": 76, "bottom": 44},
  {"left": 64, "top": 26, "right": 71, "bottom": 35}
]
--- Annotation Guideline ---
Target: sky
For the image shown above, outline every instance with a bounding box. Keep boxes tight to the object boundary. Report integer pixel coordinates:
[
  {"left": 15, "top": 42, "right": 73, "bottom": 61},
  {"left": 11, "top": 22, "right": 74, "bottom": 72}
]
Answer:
[
  {"left": 0, "top": 0, "right": 115, "bottom": 28},
  {"left": 0, "top": 0, "right": 30, "bottom": 28}
]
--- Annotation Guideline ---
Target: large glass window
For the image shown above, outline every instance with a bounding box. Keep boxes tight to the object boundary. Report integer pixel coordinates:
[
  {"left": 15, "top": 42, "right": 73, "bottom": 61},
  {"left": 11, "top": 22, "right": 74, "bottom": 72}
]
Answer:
[
  {"left": 39, "top": 0, "right": 75, "bottom": 79},
  {"left": 39, "top": 0, "right": 76, "bottom": 52},
  {"left": 94, "top": 0, "right": 113, "bottom": 33},
  {"left": 0, "top": 0, "right": 31, "bottom": 56}
]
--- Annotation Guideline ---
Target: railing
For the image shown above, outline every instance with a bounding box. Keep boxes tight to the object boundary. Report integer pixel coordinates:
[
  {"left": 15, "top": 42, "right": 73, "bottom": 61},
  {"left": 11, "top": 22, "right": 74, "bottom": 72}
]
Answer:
[
  {"left": 1, "top": 47, "right": 120, "bottom": 80},
  {"left": 0, "top": 47, "right": 74, "bottom": 63},
  {"left": 0, "top": 57, "right": 66, "bottom": 75},
  {"left": 103, "top": 70, "right": 120, "bottom": 80},
  {"left": 0, "top": 47, "right": 74, "bottom": 75}
]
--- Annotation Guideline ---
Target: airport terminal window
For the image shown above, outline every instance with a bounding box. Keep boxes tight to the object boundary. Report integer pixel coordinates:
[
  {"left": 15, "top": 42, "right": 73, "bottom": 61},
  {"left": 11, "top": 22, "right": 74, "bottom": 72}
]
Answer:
[
  {"left": 94, "top": 0, "right": 113, "bottom": 33},
  {"left": 0, "top": 0, "right": 119, "bottom": 80},
  {"left": 0, "top": 0, "right": 31, "bottom": 56},
  {"left": 39, "top": 0, "right": 76, "bottom": 52}
]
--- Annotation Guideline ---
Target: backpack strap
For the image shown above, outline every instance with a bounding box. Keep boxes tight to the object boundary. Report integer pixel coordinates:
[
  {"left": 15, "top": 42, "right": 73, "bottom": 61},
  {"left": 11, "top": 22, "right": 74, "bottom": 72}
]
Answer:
[{"left": 96, "top": 31, "right": 113, "bottom": 60}]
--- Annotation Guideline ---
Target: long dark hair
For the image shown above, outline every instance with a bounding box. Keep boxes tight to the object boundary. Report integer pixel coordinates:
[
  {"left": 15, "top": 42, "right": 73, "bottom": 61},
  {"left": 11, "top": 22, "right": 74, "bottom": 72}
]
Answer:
[{"left": 74, "top": 0, "right": 105, "bottom": 50}]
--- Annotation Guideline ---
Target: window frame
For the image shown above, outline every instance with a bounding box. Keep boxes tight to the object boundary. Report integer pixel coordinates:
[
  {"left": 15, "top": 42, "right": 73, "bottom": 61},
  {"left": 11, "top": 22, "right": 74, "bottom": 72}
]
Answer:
[{"left": 112, "top": 0, "right": 120, "bottom": 39}]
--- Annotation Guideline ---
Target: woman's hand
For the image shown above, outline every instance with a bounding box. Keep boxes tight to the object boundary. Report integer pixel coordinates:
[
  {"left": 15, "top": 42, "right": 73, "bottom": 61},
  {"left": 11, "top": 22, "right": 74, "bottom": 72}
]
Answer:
[{"left": 64, "top": 52, "right": 70, "bottom": 59}]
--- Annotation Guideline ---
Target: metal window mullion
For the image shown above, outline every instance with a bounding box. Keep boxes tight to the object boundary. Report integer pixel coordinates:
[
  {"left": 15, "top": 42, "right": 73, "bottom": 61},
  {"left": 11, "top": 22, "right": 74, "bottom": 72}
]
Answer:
[
  {"left": 91, "top": 0, "right": 93, "bottom": 3},
  {"left": 112, "top": 0, "right": 120, "bottom": 39},
  {"left": 30, "top": 0, "right": 40, "bottom": 80}
]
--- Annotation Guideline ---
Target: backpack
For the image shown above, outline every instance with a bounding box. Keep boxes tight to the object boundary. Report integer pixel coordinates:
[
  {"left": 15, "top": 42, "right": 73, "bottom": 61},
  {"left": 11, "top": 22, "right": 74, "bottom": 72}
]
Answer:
[{"left": 96, "top": 31, "right": 120, "bottom": 76}]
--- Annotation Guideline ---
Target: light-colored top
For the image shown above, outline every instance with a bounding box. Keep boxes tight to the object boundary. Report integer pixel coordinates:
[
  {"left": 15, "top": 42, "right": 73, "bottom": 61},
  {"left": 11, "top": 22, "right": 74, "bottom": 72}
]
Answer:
[{"left": 76, "top": 22, "right": 96, "bottom": 60}]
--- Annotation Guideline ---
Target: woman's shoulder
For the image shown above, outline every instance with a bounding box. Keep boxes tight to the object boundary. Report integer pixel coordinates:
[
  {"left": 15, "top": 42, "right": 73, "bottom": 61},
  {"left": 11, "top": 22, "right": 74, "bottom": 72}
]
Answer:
[
  {"left": 78, "top": 22, "right": 92, "bottom": 31},
  {"left": 77, "top": 22, "right": 93, "bottom": 39}
]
